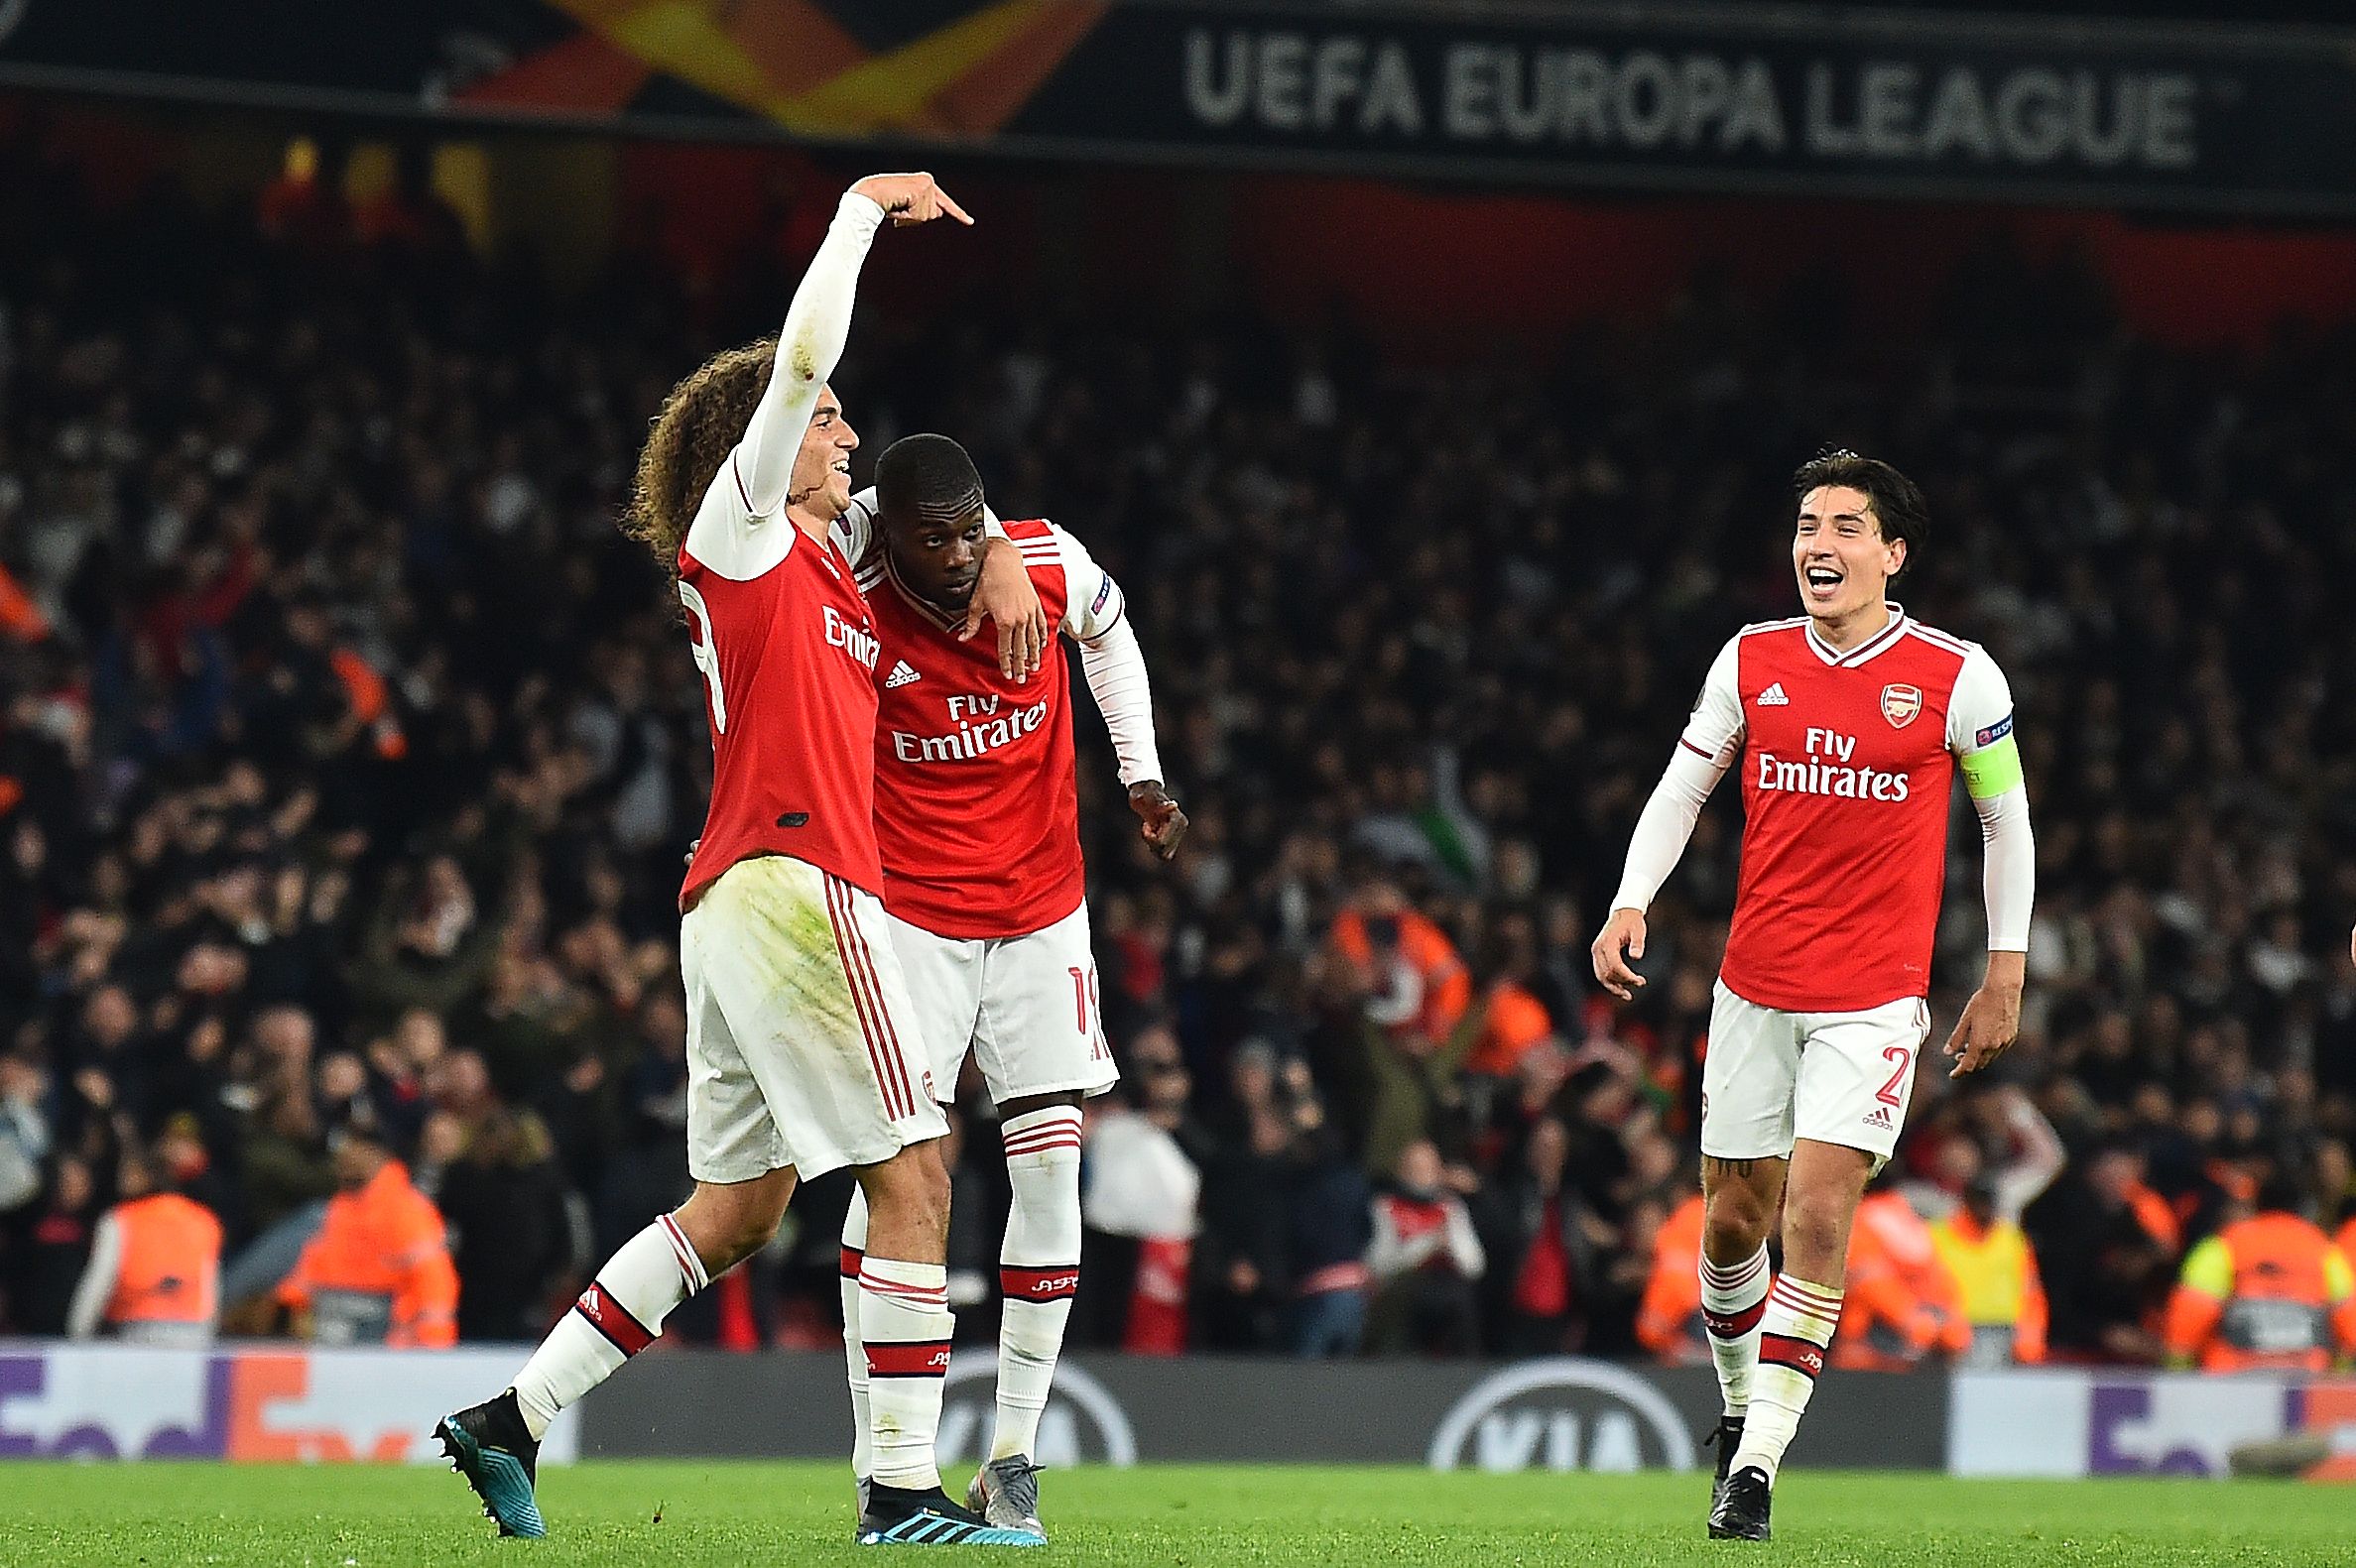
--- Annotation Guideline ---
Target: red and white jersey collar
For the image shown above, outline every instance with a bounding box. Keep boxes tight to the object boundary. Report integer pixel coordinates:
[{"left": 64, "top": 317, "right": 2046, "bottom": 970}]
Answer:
[{"left": 1804, "top": 602, "right": 1909, "bottom": 667}]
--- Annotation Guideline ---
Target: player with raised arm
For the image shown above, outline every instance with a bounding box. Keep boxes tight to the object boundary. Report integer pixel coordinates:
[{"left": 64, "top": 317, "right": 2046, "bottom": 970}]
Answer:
[
  {"left": 435, "top": 174, "right": 1050, "bottom": 1548},
  {"left": 833, "top": 434, "right": 1185, "bottom": 1536},
  {"left": 1590, "top": 452, "right": 2035, "bottom": 1541}
]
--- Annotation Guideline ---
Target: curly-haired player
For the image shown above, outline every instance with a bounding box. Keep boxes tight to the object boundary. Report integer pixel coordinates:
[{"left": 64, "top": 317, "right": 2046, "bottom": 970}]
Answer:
[{"left": 438, "top": 173, "right": 1048, "bottom": 1548}]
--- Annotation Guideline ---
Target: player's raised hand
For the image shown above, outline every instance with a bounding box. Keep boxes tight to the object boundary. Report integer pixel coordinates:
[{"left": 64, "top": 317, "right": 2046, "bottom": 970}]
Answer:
[
  {"left": 849, "top": 173, "right": 974, "bottom": 227},
  {"left": 1943, "top": 981, "right": 2022, "bottom": 1078},
  {"left": 1590, "top": 906, "right": 1649, "bottom": 1001},
  {"left": 1130, "top": 782, "right": 1188, "bottom": 861}
]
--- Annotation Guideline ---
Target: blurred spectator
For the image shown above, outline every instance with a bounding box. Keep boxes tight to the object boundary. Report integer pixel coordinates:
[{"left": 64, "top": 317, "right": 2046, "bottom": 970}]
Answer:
[
  {"left": 1330, "top": 878, "right": 1471, "bottom": 1051},
  {"left": 422, "top": 1050, "right": 573, "bottom": 1342},
  {"left": 1365, "top": 1140, "right": 1486, "bottom": 1355},
  {"left": 276, "top": 1115, "right": 458, "bottom": 1347},
  {"left": 2024, "top": 1142, "right": 2179, "bottom": 1362},
  {"left": 1076, "top": 1063, "right": 1199, "bottom": 1354},
  {"left": 0, "top": 1052, "right": 51, "bottom": 1217},
  {"left": 7, "top": 1155, "right": 99, "bottom": 1334},
  {"left": 1461, "top": 920, "right": 1557, "bottom": 1080},
  {"left": 1928, "top": 1176, "right": 2049, "bottom": 1366},
  {"left": 65, "top": 1146, "right": 222, "bottom": 1346},
  {"left": 1634, "top": 1191, "right": 1710, "bottom": 1365},
  {"left": 1836, "top": 1184, "right": 1972, "bottom": 1370},
  {"left": 1277, "top": 1101, "right": 1376, "bottom": 1359},
  {"left": 2163, "top": 1165, "right": 2356, "bottom": 1373}
]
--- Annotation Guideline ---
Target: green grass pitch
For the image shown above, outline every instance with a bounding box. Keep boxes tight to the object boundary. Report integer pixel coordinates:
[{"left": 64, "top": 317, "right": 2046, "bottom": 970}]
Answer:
[{"left": 0, "top": 1460, "right": 2344, "bottom": 1566}]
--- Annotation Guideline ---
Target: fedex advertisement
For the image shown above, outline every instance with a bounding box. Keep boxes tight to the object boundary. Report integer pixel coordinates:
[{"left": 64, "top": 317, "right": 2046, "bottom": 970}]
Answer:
[
  {"left": 1949, "top": 1368, "right": 2356, "bottom": 1480},
  {"left": 0, "top": 1344, "right": 577, "bottom": 1464}
]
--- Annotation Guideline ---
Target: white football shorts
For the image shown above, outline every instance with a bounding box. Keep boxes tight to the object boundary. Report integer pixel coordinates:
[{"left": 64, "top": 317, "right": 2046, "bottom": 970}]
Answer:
[
  {"left": 1701, "top": 980, "right": 1932, "bottom": 1167},
  {"left": 884, "top": 901, "right": 1120, "bottom": 1106},
  {"left": 679, "top": 854, "right": 946, "bottom": 1184}
]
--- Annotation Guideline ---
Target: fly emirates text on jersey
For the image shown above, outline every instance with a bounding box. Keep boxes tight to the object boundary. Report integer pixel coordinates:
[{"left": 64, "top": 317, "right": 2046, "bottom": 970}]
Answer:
[{"left": 1754, "top": 726, "right": 1915, "bottom": 802}]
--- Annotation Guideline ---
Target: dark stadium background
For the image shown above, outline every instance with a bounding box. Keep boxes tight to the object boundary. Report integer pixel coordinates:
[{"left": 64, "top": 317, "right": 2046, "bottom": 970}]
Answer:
[{"left": 2, "top": 0, "right": 2353, "bottom": 1392}]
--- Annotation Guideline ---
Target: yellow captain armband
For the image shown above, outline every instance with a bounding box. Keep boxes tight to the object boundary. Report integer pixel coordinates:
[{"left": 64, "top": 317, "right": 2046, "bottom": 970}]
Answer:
[{"left": 1960, "top": 733, "right": 2024, "bottom": 800}]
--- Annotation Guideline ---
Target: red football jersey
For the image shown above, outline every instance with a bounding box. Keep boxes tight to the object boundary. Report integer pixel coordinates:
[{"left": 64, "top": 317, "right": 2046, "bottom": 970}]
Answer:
[
  {"left": 676, "top": 458, "right": 885, "bottom": 910},
  {"left": 863, "top": 518, "right": 1103, "bottom": 940},
  {"left": 1686, "top": 612, "right": 2010, "bottom": 1013}
]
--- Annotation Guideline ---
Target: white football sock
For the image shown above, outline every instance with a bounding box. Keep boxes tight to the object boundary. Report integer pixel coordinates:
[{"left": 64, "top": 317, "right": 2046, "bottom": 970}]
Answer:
[
  {"left": 860, "top": 1257, "right": 953, "bottom": 1492},
  {"left": 1729, "top": 1274, "right": 1843, "bottom": 1485},
  {"left": 840, "top": 1185, "right": 872, "bottom": 1481},
  {"left": 512, "top": 1213, "right": 707, "bottom": 1440},
  {"left": 1700, "top": 1243, "right": 1771, "bottom": 1417},
  {"left": 992, "top": 1106, "right": 1084, "bottom": 1461}
]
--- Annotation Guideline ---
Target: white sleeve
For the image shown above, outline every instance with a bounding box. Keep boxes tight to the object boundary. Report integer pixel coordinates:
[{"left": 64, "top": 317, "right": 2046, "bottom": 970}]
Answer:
[
  {"left": 1948, "top": 646, "right": 2035, "bottom": 953},
  {"left": 1945, "top": 645, "right": 2015, "bottom": 758},
  {"left": 1444, "top": 1201, "right": 1487, "bottom": 1280},
  {"left": 1609, "top": 638, "right": 1741, "bottom": 913},
  {"left": 1365, "top": 1200, "right": 1434, "bottom": 1281},
  {"left": 1055, "top": 525, "right": 1164, "bottom": 787},
  {"left": 685, "top": 191, "right": 885, "bottom": 581},
  {"left": 1976, "top": 790, "right": 2036, "bottom": 952},
  {"left": 66, "top": 1212, "right": 123, "bottom": 1339},
  {"left": 1991, "top": 1094, "right": 2066, "bottom": 1222},
  {"left": 1054, "top": 523, "right": 1127, "bottom": 642},
  {"left": 833, "top": 486, "right": 879, "bottom": 565}
]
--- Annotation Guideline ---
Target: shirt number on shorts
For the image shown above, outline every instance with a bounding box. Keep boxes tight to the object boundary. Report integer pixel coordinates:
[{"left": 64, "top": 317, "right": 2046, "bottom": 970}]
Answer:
[
  {"left": 1876, "top": 1044, "right": 1913, "bottom": 1109},
  {"left": 679, "top": 579, "right": 726, "bottom": 735},
  {"left": 1068, "top": 965, "right": 1101, "bottom": 1036}
]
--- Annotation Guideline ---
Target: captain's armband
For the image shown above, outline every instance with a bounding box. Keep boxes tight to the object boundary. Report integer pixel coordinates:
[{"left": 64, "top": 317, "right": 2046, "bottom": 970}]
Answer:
[{"left": 1959, "top": 718, "right": 2023, "bottom": 800}]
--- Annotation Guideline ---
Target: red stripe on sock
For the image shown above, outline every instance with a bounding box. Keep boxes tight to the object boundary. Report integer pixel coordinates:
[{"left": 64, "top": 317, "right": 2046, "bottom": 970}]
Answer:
[
  {"left": 1002, "top": 1113, "right": 1082, "bottom": 1144},
  {"left": 1002, "top": 1135, "right": 1082, "bottom": 1157},
  {"left": 1700, "top": 1251, "right": 1768, "bottom": 1286},
  {"left": 866, "top": 1339, "right": 953, "bottom": 1378},
  {"left": 840, "top": 1245, "right": 865, "bottom": 1280},
  {"left": 1760, "top": 1332, "right": 1827, "bottom": 1380},
  {"left": 658, "top": 1213, "right": 702, "bottom": 1291},
  {"left": 1772, "top": 1278, "right": 1842, "bottom": 1308},
  {"left": 1001, "top": 1265, "right": 1081, "bottom": 1302},
  {"left": 574, "top": 1280, "right": 654, "bottom": 1356},
  {"left": 1704, "top": 1298, "right": 1770, "bottom": 1339},
  {"left": 861, "top": 1278, "right": 949, "bottom": 1308}
]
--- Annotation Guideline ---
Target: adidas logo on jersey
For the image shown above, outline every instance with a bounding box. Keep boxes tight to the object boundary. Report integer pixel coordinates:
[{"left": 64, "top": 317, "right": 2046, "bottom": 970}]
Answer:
[
  {"left": 1755, "top": 682, "right": 1790, "bottom": 706},
  {"left": 884, "top": 660, "right": 923, "bottom": 689},
  {"left": 1863, "top": 1105, "right": 1895, "bottom": 1132}
]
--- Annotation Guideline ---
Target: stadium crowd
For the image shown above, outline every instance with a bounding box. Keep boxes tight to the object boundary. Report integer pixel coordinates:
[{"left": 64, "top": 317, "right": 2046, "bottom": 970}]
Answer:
[{"left": 3, "top": 143, "right": 2355, "bottom": 1367}]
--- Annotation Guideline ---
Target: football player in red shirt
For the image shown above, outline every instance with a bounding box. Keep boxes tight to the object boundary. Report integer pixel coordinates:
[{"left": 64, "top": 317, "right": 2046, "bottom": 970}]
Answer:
[
  {"left": 439, "top": 174, "right": 1051, "bottom": 1548},
  {"left": 1591, "top": 451, "right": 2035, "bottom": 1541},
  {"left": 832, "top": 433, "right": 1183, "bottom": 1535}
]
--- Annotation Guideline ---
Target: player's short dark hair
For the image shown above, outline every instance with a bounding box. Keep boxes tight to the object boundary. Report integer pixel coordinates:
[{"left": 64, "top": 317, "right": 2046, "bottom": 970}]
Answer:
[
  {"left": 876, "top": 433, "right": 984, "bottom": 524},
  {"left": 1793, "top": 449, "right": 1928, "bottom": 575}
]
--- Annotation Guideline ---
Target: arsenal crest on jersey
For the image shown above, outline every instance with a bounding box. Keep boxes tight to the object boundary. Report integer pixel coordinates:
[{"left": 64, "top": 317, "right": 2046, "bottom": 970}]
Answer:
[{"left": 1880, "top": 683, "right": 1923, "bottom": 728}]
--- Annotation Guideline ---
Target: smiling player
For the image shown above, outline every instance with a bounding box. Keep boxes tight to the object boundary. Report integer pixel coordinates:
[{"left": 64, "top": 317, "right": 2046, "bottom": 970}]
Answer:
[
  {"left": 1590, "top": 450, "right": 2034, "bottom": 1541},
  {"left": 836, "top": 434, "right": 1183, "bottom": 1537},
  {"left": 435, "top": 176, "right": 1050, "bottom": 1549}
]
